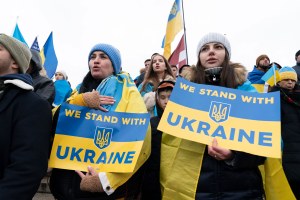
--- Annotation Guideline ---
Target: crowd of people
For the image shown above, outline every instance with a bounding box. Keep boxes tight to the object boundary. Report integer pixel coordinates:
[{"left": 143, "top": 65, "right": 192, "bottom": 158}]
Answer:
[{"left": 0, "top": 32, "right": 299, "bottom": 200}]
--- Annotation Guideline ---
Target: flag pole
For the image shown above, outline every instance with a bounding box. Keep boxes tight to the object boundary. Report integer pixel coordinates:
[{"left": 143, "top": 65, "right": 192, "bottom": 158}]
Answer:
[
  {"left": 12, "top": 16, "right": 19, "bottom": 35},
  {"left": 181, "top": 0, "right": 188, "bottom": 64}
]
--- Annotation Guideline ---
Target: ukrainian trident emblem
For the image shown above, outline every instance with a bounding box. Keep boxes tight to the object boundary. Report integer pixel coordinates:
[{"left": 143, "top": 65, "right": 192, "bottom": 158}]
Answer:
[
  {"left": 209, "top": 101, "right": 231, "bottom": 123},
  {"left": 94, "top": 127, "right": 113, "bottom": 149}
]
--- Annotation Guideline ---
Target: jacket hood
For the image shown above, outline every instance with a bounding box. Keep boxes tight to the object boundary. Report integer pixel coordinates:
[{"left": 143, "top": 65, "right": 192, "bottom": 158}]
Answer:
[
  {"left": 0, "top": 74, "right": 34, "bottom": 90},
  {"left": 182, "top": 63, "right": 248, "bottom": 86},
  {"left": 30, "top": 49, "right": 42, "bottom": 72}
]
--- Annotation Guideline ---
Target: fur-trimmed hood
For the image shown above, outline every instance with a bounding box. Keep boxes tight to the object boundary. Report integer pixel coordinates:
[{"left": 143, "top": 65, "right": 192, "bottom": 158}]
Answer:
[{"left": 182, "top": 63, "right": 248, "bottom": 86}]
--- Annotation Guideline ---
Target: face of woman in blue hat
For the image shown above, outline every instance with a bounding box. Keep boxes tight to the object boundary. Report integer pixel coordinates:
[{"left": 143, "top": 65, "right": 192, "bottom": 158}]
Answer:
[{"left": 89, "top": 51, "right": 114, "bottom": 79}]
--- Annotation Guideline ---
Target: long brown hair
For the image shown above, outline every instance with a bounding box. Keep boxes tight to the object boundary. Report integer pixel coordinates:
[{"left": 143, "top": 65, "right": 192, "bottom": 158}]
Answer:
[
  {"left": 190, "top": 53, "right": 240, "bottom": 89},
  {"left": 140, "top": 54, "right": 175, "bottom": 93}
]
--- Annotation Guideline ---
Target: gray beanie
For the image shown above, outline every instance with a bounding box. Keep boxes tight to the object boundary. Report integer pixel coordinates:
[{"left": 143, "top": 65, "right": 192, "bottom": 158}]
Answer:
[
  {"left": 0, "top": 34, "right": 32, "bottom": 73},
  {"left": 196, "top": 32, "right": 231, "bottom": 59}
]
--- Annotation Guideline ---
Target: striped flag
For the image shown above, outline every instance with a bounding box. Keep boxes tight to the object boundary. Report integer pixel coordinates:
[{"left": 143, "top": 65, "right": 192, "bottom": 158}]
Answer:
[{"left": 168, "top": 34, "right": 187, "bottom": 69}]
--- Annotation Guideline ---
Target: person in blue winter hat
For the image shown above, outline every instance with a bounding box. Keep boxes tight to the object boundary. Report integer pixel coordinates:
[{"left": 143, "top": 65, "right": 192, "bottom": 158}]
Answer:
[
  {"left": 74, "top": 43, "right": 122, "bottom": 95},
  {"left": 50, "top": 43, "right": 151, "bottom": 199}
]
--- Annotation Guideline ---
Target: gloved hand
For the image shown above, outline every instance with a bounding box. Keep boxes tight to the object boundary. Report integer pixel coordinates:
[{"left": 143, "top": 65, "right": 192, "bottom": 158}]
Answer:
[
  {"left": 80, "top": 174, "right": 103, "bottom": 192},
  {"left": 82, "top": 90, "right": 101, "bottom": 109},
  {"left": 76, "top": 166, "right": 104, "bottom": 193}
]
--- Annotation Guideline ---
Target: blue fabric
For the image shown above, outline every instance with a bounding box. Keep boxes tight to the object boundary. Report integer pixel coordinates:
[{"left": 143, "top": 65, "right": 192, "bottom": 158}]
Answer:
[
  {"left": 248, "top": 66, "right": 265, "bottom": 84},
  {"left": 42, "top": 32, "right": 58, "bottom": 79},
  {"left": 138, "top": 83, "right": 154, "bottom": 97},
  {"left": 53, "top": 80, "right": 72, "bottom": 106},
  {"left": 237, "top": 79, "right": 257, "bottom": 92},
  {"left": 96, "top": 73, "right": 136, "bottom": 111},
  {"left": 75, "top": 83, "right": 81, "bottom": 92}
]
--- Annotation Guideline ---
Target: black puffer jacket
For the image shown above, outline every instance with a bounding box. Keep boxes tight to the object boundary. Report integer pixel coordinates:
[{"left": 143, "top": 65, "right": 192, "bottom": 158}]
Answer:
[{"left": 196, "top": 148, "right": 265, "bottom": 200}]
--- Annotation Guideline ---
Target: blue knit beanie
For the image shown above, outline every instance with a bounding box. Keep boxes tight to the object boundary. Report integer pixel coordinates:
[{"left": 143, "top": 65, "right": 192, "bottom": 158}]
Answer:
[
  {"left": 279, "top": 66, "right": 297, "bottom": 81},
  {"left": 88, "top": 43, "right": 121, "bottom": 74}
]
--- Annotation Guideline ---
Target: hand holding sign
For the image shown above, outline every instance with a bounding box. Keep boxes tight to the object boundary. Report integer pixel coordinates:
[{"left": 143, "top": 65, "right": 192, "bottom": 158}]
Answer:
[
  {"left": 76, "top": 166, "right": 104, "bottom": 192},
  {"left": 208, "top": 138, "right": 233, "bottom": 161}
]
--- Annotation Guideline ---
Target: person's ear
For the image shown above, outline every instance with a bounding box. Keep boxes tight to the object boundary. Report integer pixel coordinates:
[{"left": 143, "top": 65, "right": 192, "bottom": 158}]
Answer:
[{"left": 11, "top": 60, "right": 19, "bottom": 71}]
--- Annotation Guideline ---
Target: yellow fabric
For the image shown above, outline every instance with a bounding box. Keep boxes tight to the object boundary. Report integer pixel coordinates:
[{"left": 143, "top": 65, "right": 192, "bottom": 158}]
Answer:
[
  {"left": 67, "top": 91, "right": 87, "bottom": 107},
  {"left": 262, "top": 158, "right": 296, "bottom": 200},
  {"left": 105, "top": 75, "right": 151, "bottom": 190},
  {"left": 160, "top": 134, "right": 205, "bottom": 200},
  {"left": 252, "top": 83, "right": 265, "bottom": 93},
  {"left": 52, "top": 90, "right": 85, "bottom": 116}
]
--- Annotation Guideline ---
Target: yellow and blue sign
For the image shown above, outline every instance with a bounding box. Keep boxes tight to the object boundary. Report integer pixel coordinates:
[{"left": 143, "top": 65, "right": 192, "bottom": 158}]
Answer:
[
  {"left": 158, "top": 77, "right": 281, "bottom": 158},
  {"left": 49, "top": 103, "right": 150, "bottom": 172}
]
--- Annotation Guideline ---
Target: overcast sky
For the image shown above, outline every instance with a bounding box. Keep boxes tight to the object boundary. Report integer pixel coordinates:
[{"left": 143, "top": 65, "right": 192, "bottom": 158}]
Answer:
[{"left": 1, "top": 0, "right": 299, "bottom": 87}]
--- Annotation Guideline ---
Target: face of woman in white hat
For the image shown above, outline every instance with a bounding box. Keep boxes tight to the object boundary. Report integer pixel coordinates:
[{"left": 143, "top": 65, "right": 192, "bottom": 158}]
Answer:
[
  {"left": 198, "top": 42, "right": 226, "bottom": 69},
  {"left": 55, "top": 72, "right": 65, "bottom": 80}
]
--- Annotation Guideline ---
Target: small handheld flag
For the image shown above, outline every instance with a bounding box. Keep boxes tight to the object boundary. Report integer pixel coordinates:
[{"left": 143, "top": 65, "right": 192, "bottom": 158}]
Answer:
[{"left": 261, "top": 64, "right": 280, "bottom": 86}]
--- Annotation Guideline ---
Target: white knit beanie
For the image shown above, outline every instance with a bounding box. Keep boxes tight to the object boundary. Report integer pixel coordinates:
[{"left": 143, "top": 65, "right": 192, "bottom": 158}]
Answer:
[
  {"left": 196, "top": 32, "right": 231, "bottom": 59},
  {"left": 55, "top": 69, "right": 68, "bottom": 80}
]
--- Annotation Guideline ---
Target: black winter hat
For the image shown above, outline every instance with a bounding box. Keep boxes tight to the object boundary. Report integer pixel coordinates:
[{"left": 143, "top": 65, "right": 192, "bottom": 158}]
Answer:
[{"left": 30, "top": 49, "right": 42, "bottom": 71}]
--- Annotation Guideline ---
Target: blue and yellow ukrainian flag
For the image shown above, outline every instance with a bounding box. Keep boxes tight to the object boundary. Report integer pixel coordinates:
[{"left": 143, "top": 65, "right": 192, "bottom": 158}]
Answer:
[
  {"left": 162, "top": 0, "right": 183, "bottom": 59},
  {"left": 12, "top": 23, "right": 28, "bottom": 46},
  {"left": 261, "top": 64, "right": 280, "bottom": 86},
  {"left": 41, "top": 32, "right": 58, "bottom": 78}
]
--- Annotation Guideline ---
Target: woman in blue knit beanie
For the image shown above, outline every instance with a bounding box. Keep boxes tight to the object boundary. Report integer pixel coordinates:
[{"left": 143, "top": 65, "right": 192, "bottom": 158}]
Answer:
[{"left": 50, "top": 43, "right": 150, "bottom": 199}]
